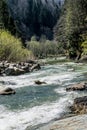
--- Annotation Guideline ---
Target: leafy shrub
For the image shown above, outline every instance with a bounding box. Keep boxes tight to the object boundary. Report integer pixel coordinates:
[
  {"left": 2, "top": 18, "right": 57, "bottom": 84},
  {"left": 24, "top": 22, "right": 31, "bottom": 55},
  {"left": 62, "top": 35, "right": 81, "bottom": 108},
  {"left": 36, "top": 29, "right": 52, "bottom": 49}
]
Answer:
[
  {"left": 27, "top": 40, "right": 40, "bottom": 58},
  {"left": 27, "top": 36, "right": 63, "bottom": 58},
  {"left": 0, "top": 29, "right": 33, "bottom": 61},
  {"left": 81, "top": 40, "right": 87, "bottom": 55}
]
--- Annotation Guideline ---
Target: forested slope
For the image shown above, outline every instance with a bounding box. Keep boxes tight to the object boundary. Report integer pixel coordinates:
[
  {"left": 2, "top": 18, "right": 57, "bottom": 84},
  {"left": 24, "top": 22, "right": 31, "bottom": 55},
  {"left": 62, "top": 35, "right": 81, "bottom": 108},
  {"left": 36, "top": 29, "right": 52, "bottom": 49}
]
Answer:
[{"left": 54, "top": 0, "right": 87, "bottom": 59}]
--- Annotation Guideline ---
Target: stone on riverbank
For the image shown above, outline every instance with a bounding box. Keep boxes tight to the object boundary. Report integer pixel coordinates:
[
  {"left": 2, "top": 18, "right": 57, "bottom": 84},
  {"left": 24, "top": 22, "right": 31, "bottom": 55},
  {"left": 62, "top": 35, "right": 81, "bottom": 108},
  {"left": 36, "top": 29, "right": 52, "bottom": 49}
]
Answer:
[
  {"left": 0, "top": 60, "right": 41, "bottom": 76},
  {"left": 30, "top": 64, "right": 41, "bottom": 72},
  {"left": 4, "top": 67, "right": 25, "bottom": 76},
  {"left": 66, "top": 82, "right": 87, "bottom": 91},
  {"left": 70, "top": 96, "right": 87, "bottom": 114}
]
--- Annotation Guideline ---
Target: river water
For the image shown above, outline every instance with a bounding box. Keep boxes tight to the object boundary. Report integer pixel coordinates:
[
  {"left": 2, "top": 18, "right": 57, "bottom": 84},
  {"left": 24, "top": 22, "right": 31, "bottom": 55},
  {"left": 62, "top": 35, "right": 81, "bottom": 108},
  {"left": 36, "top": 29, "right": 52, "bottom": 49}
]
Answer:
[{"left": 0, "top": 61, "right": 87, "bottom": 130}]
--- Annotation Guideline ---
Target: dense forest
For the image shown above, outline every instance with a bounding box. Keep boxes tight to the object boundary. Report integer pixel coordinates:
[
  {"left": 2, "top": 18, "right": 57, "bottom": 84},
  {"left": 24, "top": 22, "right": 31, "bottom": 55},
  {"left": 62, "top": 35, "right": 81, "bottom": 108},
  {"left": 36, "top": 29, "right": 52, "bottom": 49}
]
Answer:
[
  {"left": 54, "top": 0, "right": 87, "bottom": 60},
  {"left": 0, "top": 0, "right": 87, "bottom": 61}
]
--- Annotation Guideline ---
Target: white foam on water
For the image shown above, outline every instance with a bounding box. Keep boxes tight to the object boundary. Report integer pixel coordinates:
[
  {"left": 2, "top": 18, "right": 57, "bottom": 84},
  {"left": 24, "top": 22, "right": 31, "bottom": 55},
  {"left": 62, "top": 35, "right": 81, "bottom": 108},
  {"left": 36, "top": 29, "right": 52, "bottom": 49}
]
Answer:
[
  {"left": 0, "top": 97, "right": 72, "bottom": 130},
  {"left": 54, "top": 87, "right": 66, "bottom": 94},
  {"left": 0, "top": 70, "right": 79, "bottom": 89},
  {"left": 0, "top": 63, "right": 80, "bottom": 88},
  {"left": 54, "top": 87, "right": 79, "bottom": 100},
  {"left": 0, "top": 86, "right": 4, "bottom": 91},
  {"left": 0, "top": 62, "right": 85, "bottom": 99},
  {"left": 40, "top": 73, "right": 74, "bottom": 83}
]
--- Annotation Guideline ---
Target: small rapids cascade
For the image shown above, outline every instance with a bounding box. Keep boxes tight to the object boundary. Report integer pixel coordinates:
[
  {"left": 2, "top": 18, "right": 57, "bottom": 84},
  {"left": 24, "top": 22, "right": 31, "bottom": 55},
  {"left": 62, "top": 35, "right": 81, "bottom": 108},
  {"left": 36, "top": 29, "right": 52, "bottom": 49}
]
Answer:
[{"left": 0, "top": 60, "right": 87, "bottom": 130}]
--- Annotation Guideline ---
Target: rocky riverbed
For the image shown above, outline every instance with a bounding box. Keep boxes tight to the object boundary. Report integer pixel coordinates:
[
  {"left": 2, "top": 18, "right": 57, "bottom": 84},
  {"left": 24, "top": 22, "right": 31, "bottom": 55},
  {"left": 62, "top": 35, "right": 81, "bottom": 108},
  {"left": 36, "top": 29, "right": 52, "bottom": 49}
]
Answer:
[{"left": 0, "top": 60, "right": 41, "bottom": 76}]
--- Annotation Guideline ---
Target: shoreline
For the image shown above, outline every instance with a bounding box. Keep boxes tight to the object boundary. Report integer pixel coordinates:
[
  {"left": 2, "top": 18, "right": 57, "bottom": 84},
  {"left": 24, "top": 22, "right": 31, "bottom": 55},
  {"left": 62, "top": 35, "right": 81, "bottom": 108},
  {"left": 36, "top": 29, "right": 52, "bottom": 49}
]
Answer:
[{"left": 38, "top": 114, "right": 87, "bottom": 130}]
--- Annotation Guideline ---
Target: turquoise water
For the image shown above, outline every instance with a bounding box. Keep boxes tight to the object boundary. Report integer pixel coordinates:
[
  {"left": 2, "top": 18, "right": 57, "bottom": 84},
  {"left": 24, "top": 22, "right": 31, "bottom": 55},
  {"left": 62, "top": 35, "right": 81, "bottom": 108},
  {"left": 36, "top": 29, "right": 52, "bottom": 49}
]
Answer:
[{"left": 0, "top": 62, "right": 87, "bottom": 130}]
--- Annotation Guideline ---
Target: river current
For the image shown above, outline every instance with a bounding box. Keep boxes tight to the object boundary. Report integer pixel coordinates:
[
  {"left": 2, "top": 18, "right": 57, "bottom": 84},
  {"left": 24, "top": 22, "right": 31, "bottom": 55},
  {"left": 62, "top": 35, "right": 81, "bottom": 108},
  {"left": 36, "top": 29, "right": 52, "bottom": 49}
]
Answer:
[{"left": 0, "top": 61, "right": 87, "bottom": 130}]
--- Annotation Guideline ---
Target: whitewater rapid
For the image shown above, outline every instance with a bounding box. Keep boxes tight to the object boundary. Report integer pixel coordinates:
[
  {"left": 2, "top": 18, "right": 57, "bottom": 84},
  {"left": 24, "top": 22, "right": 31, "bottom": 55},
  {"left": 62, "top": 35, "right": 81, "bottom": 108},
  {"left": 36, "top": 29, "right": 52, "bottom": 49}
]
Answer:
[{"left": 0, "top": 62, "right": 87, "bottom": 130}]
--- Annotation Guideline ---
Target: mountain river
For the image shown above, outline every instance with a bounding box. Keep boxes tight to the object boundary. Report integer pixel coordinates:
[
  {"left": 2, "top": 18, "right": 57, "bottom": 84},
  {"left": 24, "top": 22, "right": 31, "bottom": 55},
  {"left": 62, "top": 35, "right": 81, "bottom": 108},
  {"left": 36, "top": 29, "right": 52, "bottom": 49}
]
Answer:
[{"left": 0, "top": 60, "right": 87, "bottom": 130}]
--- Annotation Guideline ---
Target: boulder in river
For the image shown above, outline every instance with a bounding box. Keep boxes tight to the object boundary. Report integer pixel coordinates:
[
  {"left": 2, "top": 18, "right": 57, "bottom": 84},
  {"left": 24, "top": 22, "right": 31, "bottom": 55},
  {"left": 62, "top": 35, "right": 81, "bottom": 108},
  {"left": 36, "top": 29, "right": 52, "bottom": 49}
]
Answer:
[
  {"left": 0, "top": 87, "right": 16, "bottom": 95},
  {"left": 4, "top": 67, "right": 25, "bottom": 76},
  {"left": 70, "top": 96, "right": 87, "bottom": 114},
  {"left": 66, "top": 82, "right": 87, "bottom": 91},
  {"left": 21, "top": 65, "right": 30, "bottom": 72},
  {"left": 35, "top": 80, "right": 46, "bottom": 85},
  {"left": 30, "top": 64, "right": 41, "bottom": 71}
]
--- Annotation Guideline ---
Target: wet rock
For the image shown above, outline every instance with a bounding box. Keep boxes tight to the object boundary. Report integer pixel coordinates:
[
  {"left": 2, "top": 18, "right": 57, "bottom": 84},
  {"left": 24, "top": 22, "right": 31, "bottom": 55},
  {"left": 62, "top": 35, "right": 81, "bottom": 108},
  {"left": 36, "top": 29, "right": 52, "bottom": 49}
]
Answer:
[
  {"left": 4, "top": 67, "right": 25, "bottom": 76},
  {"left": 0, "top": 60, "right": 41, "bottom": 76},
  {"left": 30, "top": 64, "right": 41, "bottom": 71},
  {"left": 66, "top": 82, "right": 87, "bottom": 91},
  {"left": 35, "top": 80, "right": 46, "bottom": 85},
  {"left": 21, "top": 66, "right": 30, "bottom": 72},
  {"left": 70, "top": 96, "right": 87, "bottom": 114},
  {"left": 0, "top": 87, "right": 16, "bottom": 95}
]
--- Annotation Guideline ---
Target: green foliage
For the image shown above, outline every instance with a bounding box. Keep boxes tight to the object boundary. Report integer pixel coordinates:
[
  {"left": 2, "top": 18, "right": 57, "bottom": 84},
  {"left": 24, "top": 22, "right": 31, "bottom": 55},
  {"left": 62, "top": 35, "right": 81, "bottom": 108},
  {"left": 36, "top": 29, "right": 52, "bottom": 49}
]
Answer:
[
  {"left": 27, "top": 36, "right": 64, "bottom": 58},
  {"left": 0, "top": 0, "right": 16, "bottom": 34},
  {"left": 0, "top": 30, "right": 33, "bottom": 61},
  {"left": 27, "top": 38, "right": 40, "bottom": 58},
  {"left": 82, "top": 40, "right": 87, "bottom": 55},
  {"left": 54, "top": 0, "right": 87, "bottom": 59}
]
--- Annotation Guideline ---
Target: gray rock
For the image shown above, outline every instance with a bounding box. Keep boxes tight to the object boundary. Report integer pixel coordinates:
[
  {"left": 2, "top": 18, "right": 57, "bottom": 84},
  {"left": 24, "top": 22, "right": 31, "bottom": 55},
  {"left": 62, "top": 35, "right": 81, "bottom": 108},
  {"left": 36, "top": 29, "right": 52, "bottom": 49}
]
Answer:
[
  {"left": 35, "top": 80, "right": 46, "bottom": 85},
  {"left": 70, "top": 96, "right": 87, "bottom": 114},
  {"left": 4, "top": 67, "right": 25, "bottom": 76},
  {"left": 0, "top": 87, "right": 16, "bottom": 95},
  {"left": 21, "top": 66, "right": 30, "bottom": 72},
  {"left": 30, "top": 64, "right": 41, "bottom": 71},
  {"left": 0, "top": 61, "right": 41, "bottom": 76},
  {"left": 66, "top": 82, "right": 87, "bottom": 91}
]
